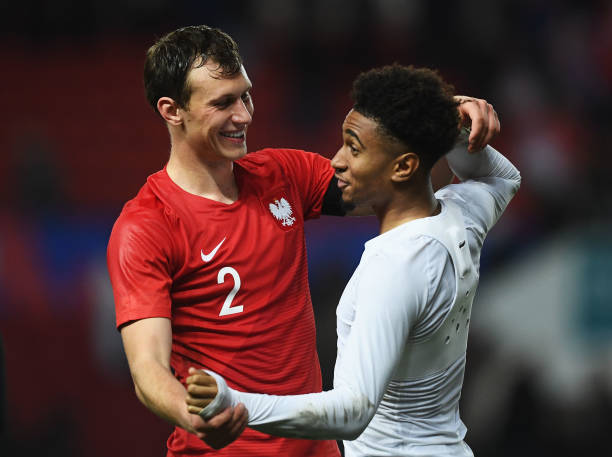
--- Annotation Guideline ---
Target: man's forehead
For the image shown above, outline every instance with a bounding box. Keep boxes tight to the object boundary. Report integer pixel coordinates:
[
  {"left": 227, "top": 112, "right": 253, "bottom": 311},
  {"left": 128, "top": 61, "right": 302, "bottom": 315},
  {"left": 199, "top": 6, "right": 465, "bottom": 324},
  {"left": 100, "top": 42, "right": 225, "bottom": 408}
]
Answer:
[
  {"left": 342, "top": 109, "right": 378, "bottom": 133},
  {"left": 188, "top": 63, "right": 251, "bottom": 95},
  {"left": 189, "top": 59, "right": 246, "bottom": 78},
  {"left": 343, "top": 109, "right": 403, "bottom": 151}
]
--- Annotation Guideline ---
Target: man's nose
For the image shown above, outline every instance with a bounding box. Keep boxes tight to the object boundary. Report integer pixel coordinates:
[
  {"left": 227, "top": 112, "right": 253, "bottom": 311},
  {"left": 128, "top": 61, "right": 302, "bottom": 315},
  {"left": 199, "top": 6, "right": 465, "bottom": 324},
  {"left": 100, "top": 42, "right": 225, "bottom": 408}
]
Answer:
[
  {"left": 330, "top": 147, "right": 346, "bottom": 171},
  {"left": 232, "top": 99, "right": 252, "bottom": 124}
]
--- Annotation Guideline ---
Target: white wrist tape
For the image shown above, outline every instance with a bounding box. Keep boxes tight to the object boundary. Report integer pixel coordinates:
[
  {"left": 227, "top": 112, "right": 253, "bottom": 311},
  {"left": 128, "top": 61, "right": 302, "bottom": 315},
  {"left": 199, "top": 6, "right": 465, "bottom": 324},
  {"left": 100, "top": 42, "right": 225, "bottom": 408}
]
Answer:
[{"left": 197, "top": 369, "right": 232, "bottom": 420}]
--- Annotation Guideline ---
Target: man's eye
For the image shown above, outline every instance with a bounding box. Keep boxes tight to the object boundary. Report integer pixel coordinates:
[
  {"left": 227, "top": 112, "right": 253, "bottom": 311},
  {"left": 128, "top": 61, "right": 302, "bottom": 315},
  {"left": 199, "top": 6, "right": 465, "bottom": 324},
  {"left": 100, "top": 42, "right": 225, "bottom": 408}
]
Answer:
[
  {"left": 241, "top": 92, "right": 251, "bottom": 101},
  {"left": 349, "top": 144, "right": 358, "bottom": 154},
  {"left": 215, "top": 99, "right": 233, "bottom": 108}
]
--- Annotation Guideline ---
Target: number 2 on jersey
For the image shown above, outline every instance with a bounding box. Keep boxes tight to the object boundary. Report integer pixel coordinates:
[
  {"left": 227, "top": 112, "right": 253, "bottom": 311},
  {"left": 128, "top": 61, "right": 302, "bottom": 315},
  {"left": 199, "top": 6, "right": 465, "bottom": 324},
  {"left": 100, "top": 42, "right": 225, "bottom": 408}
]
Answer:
[{"left": 217, "top": 266, "right": 243, "bottom": 316}]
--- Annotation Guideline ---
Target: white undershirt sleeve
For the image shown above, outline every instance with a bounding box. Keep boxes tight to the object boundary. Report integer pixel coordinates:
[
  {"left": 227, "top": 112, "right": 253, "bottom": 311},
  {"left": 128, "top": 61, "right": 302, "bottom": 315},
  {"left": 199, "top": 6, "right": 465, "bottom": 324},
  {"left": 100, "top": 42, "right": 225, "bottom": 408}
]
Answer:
[
  {"left": 442, "top": 135, "right": 521, "bottom": 232},
  {"left": 207, "top": 251, "right": 425, "bottom": 440}
]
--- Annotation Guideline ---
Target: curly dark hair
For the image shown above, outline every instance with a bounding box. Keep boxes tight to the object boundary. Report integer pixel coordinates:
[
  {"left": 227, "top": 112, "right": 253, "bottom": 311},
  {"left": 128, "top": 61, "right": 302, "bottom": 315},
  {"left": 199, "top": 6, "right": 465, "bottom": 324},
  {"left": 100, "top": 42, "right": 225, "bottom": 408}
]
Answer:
[
  {"left": 144, "top": 25, "right": 243, "bottom": 115},
  {"left": 351, "top": 64, "right": 460, "bottom": 171}
]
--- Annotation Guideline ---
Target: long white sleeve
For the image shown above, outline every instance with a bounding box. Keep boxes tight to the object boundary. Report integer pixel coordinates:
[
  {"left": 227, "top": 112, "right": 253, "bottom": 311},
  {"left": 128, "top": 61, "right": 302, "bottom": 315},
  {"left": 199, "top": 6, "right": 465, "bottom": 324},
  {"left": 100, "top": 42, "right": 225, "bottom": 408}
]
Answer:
[
  {"left": 444, "top": 135, "right": 521, "bottom": 232},
  {"left": 208, "top": 249, "right": 429, "bottom": 440}
]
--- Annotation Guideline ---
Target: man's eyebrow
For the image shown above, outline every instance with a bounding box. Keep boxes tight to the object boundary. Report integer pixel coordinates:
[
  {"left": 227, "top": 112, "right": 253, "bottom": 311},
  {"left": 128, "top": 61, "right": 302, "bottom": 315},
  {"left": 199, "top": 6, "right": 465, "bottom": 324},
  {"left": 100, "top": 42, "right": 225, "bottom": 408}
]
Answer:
[
  {"left": 209, "top": 86, "right": 252, "bottom": 105},
  {"left": 209, "top": 93, "right": 236, "bottom": 104},
  {"left": 345, "top": 128, "right": 365, "bottom": 149}
]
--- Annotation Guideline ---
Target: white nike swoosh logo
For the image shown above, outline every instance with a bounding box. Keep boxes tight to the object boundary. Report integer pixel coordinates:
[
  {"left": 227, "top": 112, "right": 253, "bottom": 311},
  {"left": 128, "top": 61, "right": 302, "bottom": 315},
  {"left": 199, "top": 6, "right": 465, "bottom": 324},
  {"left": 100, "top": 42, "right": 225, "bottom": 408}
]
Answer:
[{"left": 201, "top": 237, "right": 226, "bottom": 262}]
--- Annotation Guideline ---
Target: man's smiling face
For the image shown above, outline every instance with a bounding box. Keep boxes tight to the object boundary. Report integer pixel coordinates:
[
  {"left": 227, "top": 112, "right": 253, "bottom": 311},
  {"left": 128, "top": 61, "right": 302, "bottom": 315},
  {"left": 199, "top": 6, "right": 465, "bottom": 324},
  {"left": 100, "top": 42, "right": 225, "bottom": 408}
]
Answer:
[
  {"left": 331, "top": 109, "right": 403, "bottom": 211},
  {"left": 180, "top": 62, "right": 254, "bottom": 162}
]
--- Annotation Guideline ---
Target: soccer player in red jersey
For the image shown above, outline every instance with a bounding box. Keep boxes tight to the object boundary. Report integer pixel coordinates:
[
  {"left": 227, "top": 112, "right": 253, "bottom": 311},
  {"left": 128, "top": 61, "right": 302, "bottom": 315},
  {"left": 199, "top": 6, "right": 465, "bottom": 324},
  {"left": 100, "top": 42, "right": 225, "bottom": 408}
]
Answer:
[{"left": 106, "top": 25, "right": 501, "bottom": 456}]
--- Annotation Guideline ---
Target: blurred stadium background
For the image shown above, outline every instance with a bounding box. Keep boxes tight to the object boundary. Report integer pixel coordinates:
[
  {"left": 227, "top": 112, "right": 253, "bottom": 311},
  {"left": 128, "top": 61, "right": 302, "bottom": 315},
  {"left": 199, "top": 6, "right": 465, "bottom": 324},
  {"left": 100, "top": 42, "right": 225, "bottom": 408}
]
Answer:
[{"left": 1, "top": 1, "right": 611, "bottom": 455}]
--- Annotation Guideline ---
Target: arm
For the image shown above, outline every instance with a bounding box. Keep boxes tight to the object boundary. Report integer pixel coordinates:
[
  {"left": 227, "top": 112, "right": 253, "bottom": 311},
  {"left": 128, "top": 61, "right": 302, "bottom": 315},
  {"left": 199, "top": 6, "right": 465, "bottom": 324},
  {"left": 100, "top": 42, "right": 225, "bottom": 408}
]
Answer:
[
  {"left": 121, "top": 318, "right": 191, "bottom": 428},
  {"left": 121, "top": 317, "right": 247, "bottom": 448},
  {"left": 107, "top": 211, "right": 247, "bottom": 449},
  {"left": 430, "top": 95, "right": 502, "bottom": 191},
  {"left": 187, "top": 253, "right": 424, "bottom": 440},
  {"left": 441, "top": 128, "right": 521, "bottom": 231}
]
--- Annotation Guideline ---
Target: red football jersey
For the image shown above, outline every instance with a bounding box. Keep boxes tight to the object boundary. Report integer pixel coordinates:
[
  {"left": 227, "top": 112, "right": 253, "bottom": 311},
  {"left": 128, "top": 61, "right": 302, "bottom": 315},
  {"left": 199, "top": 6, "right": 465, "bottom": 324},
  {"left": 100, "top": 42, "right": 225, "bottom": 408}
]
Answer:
[{"left": 107, "top": 148, "right": 340, "bottom": 457}]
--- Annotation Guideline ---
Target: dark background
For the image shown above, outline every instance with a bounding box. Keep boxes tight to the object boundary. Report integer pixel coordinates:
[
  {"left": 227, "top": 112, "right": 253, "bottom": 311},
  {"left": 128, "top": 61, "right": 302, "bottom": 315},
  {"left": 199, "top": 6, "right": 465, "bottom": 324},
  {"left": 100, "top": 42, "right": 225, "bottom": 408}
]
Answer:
[{"left": 1, "top": 1, "right": 611, "bottom": 455}]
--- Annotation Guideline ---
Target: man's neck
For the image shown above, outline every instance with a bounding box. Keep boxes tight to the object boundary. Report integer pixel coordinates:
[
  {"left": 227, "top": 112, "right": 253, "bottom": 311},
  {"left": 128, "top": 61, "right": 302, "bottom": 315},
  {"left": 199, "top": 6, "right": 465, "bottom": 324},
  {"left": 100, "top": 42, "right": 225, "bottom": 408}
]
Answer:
[
  {"left": 376, "top": 184, "right": 439, "bottom": 234},
  {"left": 166, "top": 145, "right": 239, "bottom": 204}
]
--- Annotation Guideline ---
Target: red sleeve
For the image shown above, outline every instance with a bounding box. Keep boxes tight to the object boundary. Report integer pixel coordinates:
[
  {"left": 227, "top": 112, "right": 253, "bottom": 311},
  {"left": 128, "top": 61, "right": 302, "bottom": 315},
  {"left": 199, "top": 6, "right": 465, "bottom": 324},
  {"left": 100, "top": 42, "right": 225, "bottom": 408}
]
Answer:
[
  {"left": 267, "top": 149, "right": 335, "bottom": 220},
  {"left": 106, "top": 206, "right": 176, "bottom": 329}
]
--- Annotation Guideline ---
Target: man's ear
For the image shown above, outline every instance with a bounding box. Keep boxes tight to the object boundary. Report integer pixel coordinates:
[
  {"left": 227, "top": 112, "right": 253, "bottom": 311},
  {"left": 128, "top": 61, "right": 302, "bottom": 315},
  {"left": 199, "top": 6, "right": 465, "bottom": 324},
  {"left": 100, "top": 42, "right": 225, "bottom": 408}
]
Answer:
[
  {"left": 157, "top": 97, "right": 183, "bottom": 126},
  {"left": 391, "top": 152, "right": 420, "bottom": 183}
]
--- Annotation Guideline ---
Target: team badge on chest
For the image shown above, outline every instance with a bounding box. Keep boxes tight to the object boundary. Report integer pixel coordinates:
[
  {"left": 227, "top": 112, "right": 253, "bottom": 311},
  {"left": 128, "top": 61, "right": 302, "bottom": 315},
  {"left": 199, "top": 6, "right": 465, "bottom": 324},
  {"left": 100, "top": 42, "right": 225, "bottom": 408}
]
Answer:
[{"left": 267, "top": 197, "right": 297, "bottom": 229}]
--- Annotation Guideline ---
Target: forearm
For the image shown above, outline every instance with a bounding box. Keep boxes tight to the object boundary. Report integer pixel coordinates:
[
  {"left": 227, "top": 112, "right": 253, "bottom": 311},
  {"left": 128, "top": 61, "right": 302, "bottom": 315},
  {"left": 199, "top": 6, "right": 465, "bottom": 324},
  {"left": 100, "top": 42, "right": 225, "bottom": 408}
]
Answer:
[
  {"left": 130, "top": 358, "right": 195, "bottom": 433},
  {"left": 221, "top": 383, "right": 375, "bottom": 440},
  {"left": 446, "top": 130, "right": 520, "bottom": 186},
  {"left": 442, "top": 130, "right": 521, "bottom": 230}
]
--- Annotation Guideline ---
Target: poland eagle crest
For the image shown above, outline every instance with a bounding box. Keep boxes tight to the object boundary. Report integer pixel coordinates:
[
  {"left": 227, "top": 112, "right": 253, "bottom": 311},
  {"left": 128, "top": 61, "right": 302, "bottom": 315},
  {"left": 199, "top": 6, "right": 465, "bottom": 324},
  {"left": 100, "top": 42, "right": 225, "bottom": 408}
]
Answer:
[{"left": 269, "top": 198, "right": 296, "bottom": 226}]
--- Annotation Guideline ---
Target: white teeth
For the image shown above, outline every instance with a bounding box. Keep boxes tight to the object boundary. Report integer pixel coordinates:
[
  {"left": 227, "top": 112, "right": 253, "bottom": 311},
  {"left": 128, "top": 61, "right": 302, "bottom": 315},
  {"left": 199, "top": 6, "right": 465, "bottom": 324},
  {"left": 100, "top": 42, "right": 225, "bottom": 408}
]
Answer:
[{"left": 221, "top": 131, "right": 244, "bottom": 138}]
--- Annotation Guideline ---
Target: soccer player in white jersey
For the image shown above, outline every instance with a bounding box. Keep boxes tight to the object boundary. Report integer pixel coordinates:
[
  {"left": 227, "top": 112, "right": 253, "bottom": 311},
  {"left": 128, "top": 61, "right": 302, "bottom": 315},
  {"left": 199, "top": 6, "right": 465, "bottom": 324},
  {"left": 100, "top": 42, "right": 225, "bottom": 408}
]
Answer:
[{"left": 183, "top": 64, "right": 521, "bottom": 457}]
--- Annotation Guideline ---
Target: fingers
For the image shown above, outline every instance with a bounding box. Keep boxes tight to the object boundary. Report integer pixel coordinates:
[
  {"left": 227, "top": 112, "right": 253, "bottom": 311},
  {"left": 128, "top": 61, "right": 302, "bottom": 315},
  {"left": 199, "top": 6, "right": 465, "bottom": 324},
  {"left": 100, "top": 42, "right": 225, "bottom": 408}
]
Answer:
[
  {"left": 234, "top": 402, "right": 247, "bottom": 418},
  {"left": 184, "top": 368, "right": 247, "bottom": 449},
  {"left": 483, "top": 103, "right": 500, "bottom": 146},
  {"left": 187, "top": 383, "right": 218, "bottom": 398},
  {"left": 187, "top": 405, "right": 203, "bottom": 415},
  {"left": 209, "top": 405, "right": 248, "bottom": 446},
  {"left": 191, "top": 405, "right": 248, "bottom": 449},
  {"left": 185, "top": 367, "right": 218, "bottom": 415},
  {"left": 186, "top": 394, "right": 211, "bottom": 410},
  {"left": 455, "top": 96, "right": 500, "bottom": 152},
  {"left": 228, "top": 403, "right": 248, "bottom": 437},
  {"left": 192, "top": 406, "right": 235, "bottom": 433},
  {"left": 186, "top": 367, "right": 218, "bottom": 400},
  {"left": 186, "top": 369, "right": 217, "bottom": 388},
  {"left": 206, "top": 406, "right": 235, "bottom": 428},
  {"left": 466, "top": 99, "right": 488, "bottom": 152}
]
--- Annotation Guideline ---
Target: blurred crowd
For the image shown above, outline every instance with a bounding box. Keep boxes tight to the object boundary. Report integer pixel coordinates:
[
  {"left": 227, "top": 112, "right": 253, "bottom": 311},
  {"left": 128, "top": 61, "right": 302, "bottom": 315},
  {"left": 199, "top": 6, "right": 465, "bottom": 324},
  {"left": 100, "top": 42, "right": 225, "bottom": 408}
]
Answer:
[{"left": 0, "top": 1, "right": 611, "bottom": 456}]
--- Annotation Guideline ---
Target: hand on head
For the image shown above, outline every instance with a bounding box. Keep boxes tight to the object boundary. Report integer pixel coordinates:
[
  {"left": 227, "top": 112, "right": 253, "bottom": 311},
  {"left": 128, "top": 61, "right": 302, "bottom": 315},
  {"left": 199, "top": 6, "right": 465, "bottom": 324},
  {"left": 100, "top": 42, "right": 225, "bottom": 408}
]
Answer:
[{"left": 455, "top": 96, "right": 500, "bottom": 152}]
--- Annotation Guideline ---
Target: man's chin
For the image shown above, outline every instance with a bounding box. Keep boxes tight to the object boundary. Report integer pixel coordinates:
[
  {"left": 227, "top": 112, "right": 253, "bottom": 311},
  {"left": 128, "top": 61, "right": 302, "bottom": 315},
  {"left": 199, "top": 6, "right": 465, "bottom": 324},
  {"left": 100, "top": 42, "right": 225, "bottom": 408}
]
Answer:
[
  {"left": 225, "top": 145, "right": 248, "bottom": 161},
  {"left": 341, "top": 198, "right": 375, "bottom": 216},
  {"left": 340, "top": 199, "right": 356, "bottom": 214}
]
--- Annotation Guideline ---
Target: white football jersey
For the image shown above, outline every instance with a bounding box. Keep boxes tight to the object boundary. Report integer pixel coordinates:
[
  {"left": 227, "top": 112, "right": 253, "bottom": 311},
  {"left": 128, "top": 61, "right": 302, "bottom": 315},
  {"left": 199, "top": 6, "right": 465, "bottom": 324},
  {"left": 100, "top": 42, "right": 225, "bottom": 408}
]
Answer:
[{"left": 205, "top": 143, "right": 520, "bottom": 457}]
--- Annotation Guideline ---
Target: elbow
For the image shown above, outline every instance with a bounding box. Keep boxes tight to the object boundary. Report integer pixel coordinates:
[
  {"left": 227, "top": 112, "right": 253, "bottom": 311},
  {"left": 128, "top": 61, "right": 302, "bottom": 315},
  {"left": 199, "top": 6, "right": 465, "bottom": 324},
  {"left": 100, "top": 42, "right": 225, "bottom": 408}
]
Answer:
[
  {"left": 339, "top": 417, "right": 371, "bottom": 441},
  {"left": 133, "top": 382, "right": 148, "bottom": 406},
  {"left": 504, "top": 171, "right": 521, "bottom": 199},
  {"left": 131, "top": 370, "right": 153, "bottom": 409},
  {"left": 335, "top": 395, "right": 377, "bottom": 441},
  {"left": 341, "top": 428, "right": 366, "bottom": 442},
  {"left": 513, "top": 171, "right": 522, "bottom": 192}
]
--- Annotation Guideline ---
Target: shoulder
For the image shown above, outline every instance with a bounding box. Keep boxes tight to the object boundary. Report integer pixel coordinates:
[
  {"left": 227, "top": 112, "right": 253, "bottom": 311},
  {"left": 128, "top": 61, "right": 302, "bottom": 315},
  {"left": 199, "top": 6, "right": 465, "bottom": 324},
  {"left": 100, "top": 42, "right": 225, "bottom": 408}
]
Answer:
[
  {"left": 365, "top": 231, "right": 450, "bottom": 289},
  {"left": 109, "top": 178, "right": 178, "bottom": 255},
  {"left": 364, "top": 233, "right": 453, "bottom": 323},
  {"left": 118, "top": 184, "right": 173, "bottom": 229},
  {"left": 239, "top": 148, "right": 330, "bottom": 172},
  {"left": 238, "top": 147, "right": 290, "bottom": 166},
  {"left": 372, "top": 229, "right": 448, "bottom": 266},
  {"left": 351, "top": 236, "right": 445, "bottom": 323},
  {"left": 363, "top": 235, "right": 436, "bottom": 279}
]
